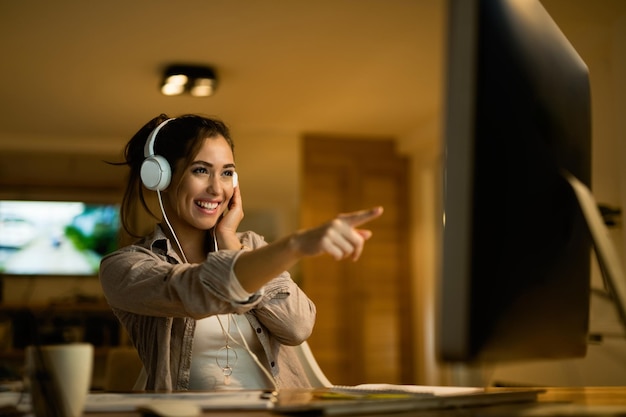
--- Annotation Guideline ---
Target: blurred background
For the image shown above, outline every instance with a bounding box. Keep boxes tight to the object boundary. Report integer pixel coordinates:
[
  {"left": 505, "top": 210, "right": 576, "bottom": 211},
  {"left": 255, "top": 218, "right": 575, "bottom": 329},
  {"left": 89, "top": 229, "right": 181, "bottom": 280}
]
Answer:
[{"left": 0, "top": 0, "right": 625, "bottom": 388}]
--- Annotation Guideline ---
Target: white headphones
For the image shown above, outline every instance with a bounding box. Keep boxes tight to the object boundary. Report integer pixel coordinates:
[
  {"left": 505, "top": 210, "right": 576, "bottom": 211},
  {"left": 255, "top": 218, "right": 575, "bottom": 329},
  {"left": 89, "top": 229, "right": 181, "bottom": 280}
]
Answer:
[
  {"left": 140, "top": 117, "right": 239, "bottom": 191},
  {"left": 140, "top": 118, "right": 176, "bottom": 191}
]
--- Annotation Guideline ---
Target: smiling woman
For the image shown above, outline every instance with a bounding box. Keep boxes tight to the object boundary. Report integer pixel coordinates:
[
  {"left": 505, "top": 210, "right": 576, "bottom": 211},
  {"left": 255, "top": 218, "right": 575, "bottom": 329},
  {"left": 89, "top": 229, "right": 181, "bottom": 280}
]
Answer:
[{"left": 98, "top": 113, "right": 384, "bottom": 392}]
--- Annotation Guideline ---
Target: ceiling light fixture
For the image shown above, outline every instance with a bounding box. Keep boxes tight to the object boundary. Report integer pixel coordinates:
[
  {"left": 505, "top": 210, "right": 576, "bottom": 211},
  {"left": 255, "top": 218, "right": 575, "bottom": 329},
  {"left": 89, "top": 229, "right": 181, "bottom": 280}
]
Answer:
[{"left": 160, "top": 64, "right": 217, "bottom": 97}]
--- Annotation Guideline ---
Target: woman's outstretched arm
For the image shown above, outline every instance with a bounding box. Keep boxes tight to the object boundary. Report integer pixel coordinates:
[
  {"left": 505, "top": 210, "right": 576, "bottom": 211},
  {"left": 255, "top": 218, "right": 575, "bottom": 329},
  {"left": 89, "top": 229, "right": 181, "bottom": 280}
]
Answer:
[{"left": 233, "top": 206, "right": 383, "bottom": 293}]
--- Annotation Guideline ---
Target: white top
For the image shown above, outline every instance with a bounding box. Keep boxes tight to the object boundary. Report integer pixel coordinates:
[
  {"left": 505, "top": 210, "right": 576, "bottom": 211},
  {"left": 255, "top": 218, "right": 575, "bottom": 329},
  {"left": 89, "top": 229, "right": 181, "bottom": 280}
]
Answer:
[{"left": 189, "top": 314, "right": 272, "bottom": 390}]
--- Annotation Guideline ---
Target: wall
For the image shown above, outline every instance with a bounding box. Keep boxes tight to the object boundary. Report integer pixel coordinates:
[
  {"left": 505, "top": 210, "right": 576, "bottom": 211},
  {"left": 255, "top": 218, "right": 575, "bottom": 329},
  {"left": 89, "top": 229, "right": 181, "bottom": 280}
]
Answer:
[
  {"left": 231, "top": 129, "right": 302, "bottom": 240},
  {"left": 397, "top": 120, "right": 442, "bottom": 385}
]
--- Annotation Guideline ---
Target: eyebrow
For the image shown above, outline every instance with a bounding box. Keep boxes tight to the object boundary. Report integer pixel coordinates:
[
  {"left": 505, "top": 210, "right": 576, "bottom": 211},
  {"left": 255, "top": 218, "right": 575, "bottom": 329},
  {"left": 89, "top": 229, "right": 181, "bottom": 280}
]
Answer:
[{"left": 191, "top": 161, "right": 236, "bottom": 169}]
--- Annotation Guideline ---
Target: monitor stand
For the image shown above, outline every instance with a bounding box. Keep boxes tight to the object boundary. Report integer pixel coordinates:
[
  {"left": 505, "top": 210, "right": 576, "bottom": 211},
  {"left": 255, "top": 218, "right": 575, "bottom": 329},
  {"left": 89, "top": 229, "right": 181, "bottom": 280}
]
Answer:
[
  {"left": 447, "top": 172, "right": 626, "bottom": 388},
  {"left": 564, "top": 171, "right": 626, "bottom": 332}
]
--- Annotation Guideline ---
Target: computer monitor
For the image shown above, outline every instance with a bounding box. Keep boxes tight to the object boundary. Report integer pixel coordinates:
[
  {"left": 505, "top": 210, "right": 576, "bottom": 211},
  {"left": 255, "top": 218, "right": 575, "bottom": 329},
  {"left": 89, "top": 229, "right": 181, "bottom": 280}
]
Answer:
[{"left": 438, "top": 0, "right": 594, "bottom": 363}]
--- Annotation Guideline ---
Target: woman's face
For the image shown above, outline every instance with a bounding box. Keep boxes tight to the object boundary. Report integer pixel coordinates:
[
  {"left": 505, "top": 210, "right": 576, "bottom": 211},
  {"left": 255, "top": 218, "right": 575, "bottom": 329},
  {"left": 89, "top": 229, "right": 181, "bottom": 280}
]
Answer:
[{"left": 164, "top": 135, "right": 236, "bottom": 232}]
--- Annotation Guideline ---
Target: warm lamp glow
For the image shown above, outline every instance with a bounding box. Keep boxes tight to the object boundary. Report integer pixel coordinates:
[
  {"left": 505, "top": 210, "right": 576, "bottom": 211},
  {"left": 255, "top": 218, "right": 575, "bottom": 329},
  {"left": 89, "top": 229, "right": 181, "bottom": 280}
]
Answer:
[
  {"left": 160, "top": 65, "right": 217, "bottom": 97},
  {"left": 190, "top": 77, "right": 215, "bottom": 97}
]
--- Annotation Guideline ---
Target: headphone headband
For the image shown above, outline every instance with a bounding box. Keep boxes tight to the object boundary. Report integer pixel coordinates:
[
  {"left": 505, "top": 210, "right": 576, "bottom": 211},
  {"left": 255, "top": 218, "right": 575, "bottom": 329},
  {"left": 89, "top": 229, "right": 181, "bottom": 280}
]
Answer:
[
  {"left": 140, "top": 117, "right": 176, "bottom": 191},
  {"left": 144, "top": 118, "right": 176, "bottom": 158}
]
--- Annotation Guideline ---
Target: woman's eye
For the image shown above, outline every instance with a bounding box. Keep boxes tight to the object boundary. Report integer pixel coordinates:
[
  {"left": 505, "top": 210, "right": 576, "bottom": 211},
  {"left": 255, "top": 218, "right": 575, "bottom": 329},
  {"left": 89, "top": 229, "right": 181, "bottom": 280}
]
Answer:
[
  {"left": 192, "top": 166, "right": 208, "bottom": 175},
  {"left": 222, "top": 170, "right": 235, "bottom": 178}
]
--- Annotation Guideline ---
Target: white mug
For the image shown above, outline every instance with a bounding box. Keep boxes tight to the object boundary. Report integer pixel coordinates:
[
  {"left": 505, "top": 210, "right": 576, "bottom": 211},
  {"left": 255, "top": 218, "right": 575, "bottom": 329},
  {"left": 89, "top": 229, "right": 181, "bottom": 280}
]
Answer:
[{"left": 25, "top": 343, "right": 93, "bottom": 417}]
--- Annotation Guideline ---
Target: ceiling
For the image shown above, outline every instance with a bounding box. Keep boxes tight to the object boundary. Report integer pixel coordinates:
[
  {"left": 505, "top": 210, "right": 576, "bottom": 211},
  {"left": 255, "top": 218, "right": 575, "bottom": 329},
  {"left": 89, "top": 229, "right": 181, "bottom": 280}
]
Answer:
[
  {"left": 0, "top": 0, "right": 445, "bottom": 156},
  {"left": 0, "top": 1, "right": 625, "bottom": 156}
]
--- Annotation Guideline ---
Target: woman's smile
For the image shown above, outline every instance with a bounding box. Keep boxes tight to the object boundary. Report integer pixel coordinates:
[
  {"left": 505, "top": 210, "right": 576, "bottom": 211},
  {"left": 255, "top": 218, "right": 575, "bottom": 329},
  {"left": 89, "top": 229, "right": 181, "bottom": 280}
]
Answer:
[
  {"left": 163, "top": 135, "right": 236, "bottom": 234},
  {"left": 195, "top": 199, "right": 221, "bottom": 213}
]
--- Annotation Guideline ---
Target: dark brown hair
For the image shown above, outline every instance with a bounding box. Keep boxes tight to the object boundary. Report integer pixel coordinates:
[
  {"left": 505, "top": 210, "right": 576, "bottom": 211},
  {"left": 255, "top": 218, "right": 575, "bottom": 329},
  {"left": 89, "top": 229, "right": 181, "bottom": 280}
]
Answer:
[{"left": 117, "top": 114, "right": 234, "bottom": 237}]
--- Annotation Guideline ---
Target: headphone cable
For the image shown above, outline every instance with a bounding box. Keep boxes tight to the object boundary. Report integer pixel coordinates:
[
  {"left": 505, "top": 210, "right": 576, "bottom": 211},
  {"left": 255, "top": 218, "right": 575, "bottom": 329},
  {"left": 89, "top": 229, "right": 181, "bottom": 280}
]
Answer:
[
  {"left": 157, "top": 190, "right": 276, "bottom": 388},
  {"left": 156, "top": 190, "right": 188, "bottom": 263}
]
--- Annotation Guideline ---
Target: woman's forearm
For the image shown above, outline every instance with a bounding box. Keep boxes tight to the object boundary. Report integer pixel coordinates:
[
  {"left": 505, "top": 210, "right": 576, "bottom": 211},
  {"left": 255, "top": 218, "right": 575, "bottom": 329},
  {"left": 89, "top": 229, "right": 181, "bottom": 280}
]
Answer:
[
  {"left": 233, "top": 234, "right": 301, "bottom": 293},
  {"left": 233, "top": 206, "right": 383, "bottom": 293}
]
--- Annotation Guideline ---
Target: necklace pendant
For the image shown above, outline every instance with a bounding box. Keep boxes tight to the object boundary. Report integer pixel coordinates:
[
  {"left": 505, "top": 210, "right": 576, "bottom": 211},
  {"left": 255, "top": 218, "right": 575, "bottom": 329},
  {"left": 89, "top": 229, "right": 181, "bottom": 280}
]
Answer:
[{"left": 223, "top": 365, "right": 233, "bottom": 386}]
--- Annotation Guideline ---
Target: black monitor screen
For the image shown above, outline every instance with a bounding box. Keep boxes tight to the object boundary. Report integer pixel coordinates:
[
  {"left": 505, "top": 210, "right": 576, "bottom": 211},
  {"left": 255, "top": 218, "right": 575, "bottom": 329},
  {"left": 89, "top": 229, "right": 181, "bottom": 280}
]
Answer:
[{"left": 438, "top": 0, "right": 592, "bottom": 363}]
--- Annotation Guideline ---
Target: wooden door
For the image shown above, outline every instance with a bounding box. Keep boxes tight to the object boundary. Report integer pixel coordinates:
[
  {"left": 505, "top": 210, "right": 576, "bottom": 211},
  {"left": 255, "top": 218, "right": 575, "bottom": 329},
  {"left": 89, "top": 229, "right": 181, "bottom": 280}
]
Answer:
[{"left": 300, "top": 136, "right": 413, "bottom": 385}]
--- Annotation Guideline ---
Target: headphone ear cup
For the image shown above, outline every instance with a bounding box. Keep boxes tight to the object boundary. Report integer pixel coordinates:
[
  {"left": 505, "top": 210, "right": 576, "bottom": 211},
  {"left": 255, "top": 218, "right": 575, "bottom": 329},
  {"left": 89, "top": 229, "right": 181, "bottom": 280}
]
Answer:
[{"left": 140, "top": 155, "right": 172, "bottom": 191}]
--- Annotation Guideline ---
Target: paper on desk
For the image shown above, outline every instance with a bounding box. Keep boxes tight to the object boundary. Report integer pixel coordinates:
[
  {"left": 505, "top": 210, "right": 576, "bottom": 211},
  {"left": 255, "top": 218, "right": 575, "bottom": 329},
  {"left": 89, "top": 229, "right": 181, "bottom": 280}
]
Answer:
[
  {"left": 330, "top": 384, "right": 484, "bottom": 396},
  {"left": 84, "top": 386, "right": 484, "bottom": 412},
  {"left": 85, "top": 390, "right": 274, "bottom": 412}
]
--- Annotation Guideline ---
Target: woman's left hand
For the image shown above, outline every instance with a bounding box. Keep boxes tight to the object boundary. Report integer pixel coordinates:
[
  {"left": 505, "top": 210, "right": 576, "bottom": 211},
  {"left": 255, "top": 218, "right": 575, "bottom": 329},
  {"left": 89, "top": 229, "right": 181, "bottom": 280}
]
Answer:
[{"left": 215, "top": 183, "right": 244, "bottom": 249}]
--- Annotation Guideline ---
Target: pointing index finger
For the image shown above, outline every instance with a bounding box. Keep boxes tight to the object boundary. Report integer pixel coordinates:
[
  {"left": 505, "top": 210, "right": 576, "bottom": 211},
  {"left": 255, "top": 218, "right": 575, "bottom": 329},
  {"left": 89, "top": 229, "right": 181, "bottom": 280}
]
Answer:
[{"left": 341, "top": 206, "right": 384, "bottom": 227}]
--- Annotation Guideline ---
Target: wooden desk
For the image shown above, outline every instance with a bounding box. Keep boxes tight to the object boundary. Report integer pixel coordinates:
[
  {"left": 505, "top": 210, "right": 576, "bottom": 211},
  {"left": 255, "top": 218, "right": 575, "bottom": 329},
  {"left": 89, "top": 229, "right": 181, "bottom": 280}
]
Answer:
[
  {"left": 84, "top": 387, "right": 626, "bottom": 416},
  {"left": 537, "top": 386, "right": 626, "bottom": 406}
]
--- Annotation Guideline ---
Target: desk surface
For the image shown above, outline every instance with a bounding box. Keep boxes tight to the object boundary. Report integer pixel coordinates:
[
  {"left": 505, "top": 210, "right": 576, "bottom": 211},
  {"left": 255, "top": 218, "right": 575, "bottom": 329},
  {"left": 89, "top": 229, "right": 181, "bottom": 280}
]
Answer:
[
  {"left": 477, "top": 387, "right": 626, "bottom": 416},
  {"left": 538, "top": 386, "right": 626, "bottom": 404},
  {"left": 84, "top": 387, "right": 626, "bottom": 417}
]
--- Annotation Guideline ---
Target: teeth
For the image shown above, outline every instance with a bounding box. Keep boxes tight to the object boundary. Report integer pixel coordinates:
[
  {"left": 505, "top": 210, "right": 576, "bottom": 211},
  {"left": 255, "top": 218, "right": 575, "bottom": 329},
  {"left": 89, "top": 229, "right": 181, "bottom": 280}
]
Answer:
[{"left": 197, "top": 201, "right": 218, "bottom": 210}]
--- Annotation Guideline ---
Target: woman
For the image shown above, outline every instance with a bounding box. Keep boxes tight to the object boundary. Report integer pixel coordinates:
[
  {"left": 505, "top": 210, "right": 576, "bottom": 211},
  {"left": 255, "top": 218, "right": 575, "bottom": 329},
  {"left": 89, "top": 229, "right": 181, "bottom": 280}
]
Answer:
[{"left": 99, "top": 114, "right": 383, "bottom": 391}]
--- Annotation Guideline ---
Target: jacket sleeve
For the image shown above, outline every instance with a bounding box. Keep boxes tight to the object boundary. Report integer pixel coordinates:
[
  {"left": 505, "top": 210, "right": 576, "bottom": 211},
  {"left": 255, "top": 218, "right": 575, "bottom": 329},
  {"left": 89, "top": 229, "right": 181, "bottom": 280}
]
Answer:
[
  {"left": 241, "top": 232, "right": 317, "bottom": 346},
  {"left": 99, "top": 245, "right": 263, "bottom": 318}
]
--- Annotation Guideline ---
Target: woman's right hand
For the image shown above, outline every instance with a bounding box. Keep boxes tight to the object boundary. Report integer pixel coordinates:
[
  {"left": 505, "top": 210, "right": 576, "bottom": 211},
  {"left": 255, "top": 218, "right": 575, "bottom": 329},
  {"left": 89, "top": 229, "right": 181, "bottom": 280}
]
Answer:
[
  {"left": 291, "top": 206, "right": 384, "bottom": 261},
  {"left": 233, "top": 206, "right": 383, "bottom": 293}
]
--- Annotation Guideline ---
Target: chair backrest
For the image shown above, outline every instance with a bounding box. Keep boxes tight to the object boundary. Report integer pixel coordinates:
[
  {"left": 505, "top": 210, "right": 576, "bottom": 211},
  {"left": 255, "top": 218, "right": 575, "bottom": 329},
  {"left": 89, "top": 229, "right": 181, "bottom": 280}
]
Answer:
[
  {"left": 293, "top": 341, "right": 332, "bottom": 388},
  {"left": 103, "top": 346, "right": 144, "bottom": 392}
]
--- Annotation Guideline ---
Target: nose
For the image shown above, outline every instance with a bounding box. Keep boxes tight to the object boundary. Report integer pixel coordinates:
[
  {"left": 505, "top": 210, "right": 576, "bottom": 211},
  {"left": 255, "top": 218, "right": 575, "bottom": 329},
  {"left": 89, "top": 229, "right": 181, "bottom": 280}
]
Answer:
[{"left": 206, "top": 174, "right": 222, "bottom": 194}]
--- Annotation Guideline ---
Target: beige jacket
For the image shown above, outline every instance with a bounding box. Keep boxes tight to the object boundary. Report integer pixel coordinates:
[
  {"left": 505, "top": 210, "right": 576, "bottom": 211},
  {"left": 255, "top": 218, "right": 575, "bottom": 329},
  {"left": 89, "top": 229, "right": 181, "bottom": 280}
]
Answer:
[{"left": 99, "top": 225, "right": 316, "bottom": 391}]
